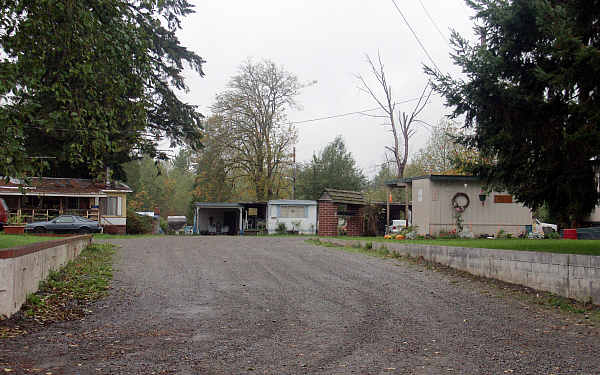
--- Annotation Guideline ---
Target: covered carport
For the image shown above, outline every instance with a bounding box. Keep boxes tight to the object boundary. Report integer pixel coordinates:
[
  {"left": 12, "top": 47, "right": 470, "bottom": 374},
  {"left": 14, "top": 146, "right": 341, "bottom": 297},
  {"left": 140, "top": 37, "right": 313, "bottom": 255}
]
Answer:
[{"left": 193, "top": 203, "right": 243, "bottom": 235}]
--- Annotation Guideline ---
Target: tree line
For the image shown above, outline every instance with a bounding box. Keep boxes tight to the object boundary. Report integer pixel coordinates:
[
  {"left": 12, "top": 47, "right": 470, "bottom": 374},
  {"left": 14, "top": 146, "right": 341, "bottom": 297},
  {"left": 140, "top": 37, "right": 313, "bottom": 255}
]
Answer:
[{"left": 2, "top": 0, "right": 597, "bottom": 228}]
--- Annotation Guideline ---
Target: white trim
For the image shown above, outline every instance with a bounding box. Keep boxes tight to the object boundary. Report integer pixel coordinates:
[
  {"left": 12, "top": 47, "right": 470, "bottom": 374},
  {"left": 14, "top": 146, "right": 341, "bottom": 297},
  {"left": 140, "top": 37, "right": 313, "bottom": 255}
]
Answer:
[
  {"left": 101, "top": 189, "right": 133, "bottom": 193},
  {"left": 0, "top": 192, "right": 107, "bottom": 197},
  {"left": 117, "top": 197, "right": 122, "bottom": 216},
  {"left": 101, "top": 217, "right": 126, "bottom": 226}
]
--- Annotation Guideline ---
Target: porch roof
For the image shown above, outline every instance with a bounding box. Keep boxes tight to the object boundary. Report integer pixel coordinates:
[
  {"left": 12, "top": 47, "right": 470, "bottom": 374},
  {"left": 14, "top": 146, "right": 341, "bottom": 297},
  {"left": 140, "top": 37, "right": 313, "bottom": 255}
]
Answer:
[
  {"left": 194, "top": 202, "right": 242, "bottom": 209},
  {"left": 269, "top": 200, "right": 317, "bottom": 206},
  {"left": 318, "top": 189, "right": 366, "bottom": 205},
  {"left": 0, "top": 177, "right": 132, "bottom": 196}
]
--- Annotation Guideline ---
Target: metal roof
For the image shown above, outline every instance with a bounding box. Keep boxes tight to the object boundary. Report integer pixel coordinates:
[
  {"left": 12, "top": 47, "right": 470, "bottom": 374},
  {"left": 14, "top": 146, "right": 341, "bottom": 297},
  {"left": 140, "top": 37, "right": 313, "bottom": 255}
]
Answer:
[
  {"left": 385, "top": 174, "right": 480, "bottom": 186},
  {"left": 194, "top": 202, "right": 242, "bottom": 208},
  {"left": 318, "top": 189, "right": 366, "bottom": 205},
  {"left": 268, "top": 200, "right": 317, "bottom": 206}
]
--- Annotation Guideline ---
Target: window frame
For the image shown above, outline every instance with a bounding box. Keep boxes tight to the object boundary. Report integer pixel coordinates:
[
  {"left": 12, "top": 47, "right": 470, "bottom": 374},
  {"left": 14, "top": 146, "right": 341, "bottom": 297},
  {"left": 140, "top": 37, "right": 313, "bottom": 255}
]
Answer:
[{"left": 278, "top": 205, "right": 307, "bottom": 219}]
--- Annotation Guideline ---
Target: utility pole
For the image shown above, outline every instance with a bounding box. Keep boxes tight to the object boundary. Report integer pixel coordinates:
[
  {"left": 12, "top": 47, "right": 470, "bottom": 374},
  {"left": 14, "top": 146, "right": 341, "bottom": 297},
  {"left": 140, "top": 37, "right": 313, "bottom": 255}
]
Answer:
[{"left": 292, "top": 147, "right": 296, "bottom": 200}]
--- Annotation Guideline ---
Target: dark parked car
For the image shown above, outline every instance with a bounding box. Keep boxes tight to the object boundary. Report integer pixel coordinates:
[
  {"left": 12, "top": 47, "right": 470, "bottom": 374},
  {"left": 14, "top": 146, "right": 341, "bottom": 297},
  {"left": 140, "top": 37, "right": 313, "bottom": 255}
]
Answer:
[{"left": 25, "top": 215, "right": 103, "bottom": 234}]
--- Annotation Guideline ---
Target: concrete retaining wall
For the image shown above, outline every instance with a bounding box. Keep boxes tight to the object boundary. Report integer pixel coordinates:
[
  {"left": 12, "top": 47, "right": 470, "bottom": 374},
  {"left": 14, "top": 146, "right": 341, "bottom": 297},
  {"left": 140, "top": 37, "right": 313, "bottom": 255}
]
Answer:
[
  {"left": 320, "top": 239, "right": 600, "bottom": 304},
  {"left": 0, "top": 235, "right": 92, "bottom": 318}
]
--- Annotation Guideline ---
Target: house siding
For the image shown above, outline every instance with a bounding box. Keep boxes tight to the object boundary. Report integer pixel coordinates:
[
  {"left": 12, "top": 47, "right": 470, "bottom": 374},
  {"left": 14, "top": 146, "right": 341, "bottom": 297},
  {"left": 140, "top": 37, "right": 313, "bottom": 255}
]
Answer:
[
  {"left": 412, "top": 178, "right": 532, "bottom": 236},
  {"left": 267, "top": 202, "right": 317, "bottom": 234},
  {"left": 100, "top": 192, "right": 127, "bottom": 234}
]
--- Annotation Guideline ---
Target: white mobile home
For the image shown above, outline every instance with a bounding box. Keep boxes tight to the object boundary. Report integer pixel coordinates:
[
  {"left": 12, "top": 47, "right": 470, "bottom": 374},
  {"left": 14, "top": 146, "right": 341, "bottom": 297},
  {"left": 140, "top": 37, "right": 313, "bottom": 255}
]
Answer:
[{"left": 267, "top": 200, "right": 317, "bottom": 234}]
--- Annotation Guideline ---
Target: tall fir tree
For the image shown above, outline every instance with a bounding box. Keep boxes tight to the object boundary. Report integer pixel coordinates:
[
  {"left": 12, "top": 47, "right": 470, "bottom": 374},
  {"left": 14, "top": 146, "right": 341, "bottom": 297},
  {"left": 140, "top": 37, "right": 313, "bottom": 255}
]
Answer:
[{"left": 426, "top": 0, "right": 600, "bottom": 226}]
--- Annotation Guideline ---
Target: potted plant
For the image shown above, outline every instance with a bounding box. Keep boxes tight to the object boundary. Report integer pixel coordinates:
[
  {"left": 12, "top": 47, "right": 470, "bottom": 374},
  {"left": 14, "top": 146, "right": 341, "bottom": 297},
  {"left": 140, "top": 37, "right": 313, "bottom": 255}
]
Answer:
[{"left": 5, "top": 215, "right": 26, "bottom": 235}]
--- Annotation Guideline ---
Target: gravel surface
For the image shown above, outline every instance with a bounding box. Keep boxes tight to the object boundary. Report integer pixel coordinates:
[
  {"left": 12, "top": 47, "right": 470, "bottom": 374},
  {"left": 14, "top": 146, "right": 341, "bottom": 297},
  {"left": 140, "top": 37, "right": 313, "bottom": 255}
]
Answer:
[{"left": 2, "top": 236, "right": 599, "bottom": 374}]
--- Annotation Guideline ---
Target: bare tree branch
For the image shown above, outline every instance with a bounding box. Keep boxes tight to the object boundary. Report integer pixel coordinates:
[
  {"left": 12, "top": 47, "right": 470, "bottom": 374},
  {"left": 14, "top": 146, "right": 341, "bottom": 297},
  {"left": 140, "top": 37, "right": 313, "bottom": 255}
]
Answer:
[{"left": 358, "top": 53, "right": 431, "bottom": 178}]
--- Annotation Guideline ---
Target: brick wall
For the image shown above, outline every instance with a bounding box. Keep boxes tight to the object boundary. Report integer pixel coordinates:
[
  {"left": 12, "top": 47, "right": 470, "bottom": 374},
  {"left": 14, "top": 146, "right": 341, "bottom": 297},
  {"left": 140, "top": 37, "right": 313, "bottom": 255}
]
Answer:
[
  {"left": 318, "top": 200, "right": 337, "bottom": 236},
  {"left": 346, "top": 206, "right": 362, "bottom": 237},
  {"left": 103, "top": 225, "right": 126, "bottom": 235}
]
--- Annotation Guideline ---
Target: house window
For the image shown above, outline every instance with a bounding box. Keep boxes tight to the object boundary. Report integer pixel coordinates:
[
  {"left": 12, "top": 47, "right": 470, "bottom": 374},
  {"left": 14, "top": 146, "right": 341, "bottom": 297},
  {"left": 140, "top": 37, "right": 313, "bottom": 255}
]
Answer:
[
  {"left": 100, "top": 196, "right": 122, "bottom": 216},
  {"left": 279, "top": 205, "right": 307, "bottom": 218},
  {"left": 494, "top": 194, "right": 513, "bottom": 203}
]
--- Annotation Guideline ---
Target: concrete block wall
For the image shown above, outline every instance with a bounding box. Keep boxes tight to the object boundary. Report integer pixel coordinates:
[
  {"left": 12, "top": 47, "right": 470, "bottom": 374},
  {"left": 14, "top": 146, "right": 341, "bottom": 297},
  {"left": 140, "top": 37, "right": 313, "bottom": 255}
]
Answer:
[
  {"left": 0, "top": 235, "right": 92, "bottom": 318},
  {"left": 319, "top": 239, "right": 600, "bottom": 304},
  {"left": 318, "top": 200, "right": 338, "bottom": 237}
]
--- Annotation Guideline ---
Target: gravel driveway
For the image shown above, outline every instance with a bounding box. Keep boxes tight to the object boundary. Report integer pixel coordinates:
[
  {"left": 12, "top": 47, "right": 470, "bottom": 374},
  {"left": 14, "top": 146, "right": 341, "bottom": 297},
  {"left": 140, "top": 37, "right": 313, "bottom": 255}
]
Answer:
[{"left": 2, "top": 236, "right": 599, "bottom": 374}]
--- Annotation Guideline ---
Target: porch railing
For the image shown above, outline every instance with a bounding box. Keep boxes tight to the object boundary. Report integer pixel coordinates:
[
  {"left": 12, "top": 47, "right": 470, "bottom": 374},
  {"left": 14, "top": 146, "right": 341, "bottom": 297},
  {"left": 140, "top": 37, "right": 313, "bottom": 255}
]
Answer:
[{"left": 8, "top": 209, "right": 100, "bottom": 223}]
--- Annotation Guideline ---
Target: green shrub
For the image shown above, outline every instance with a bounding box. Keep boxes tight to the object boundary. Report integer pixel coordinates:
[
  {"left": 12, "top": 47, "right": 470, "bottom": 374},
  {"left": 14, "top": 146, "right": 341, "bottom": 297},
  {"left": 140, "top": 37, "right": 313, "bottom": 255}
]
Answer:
[
  {"left": 159, "top": 217, "right": 169, "bottom": 234},
  {"left": 126, "top": 209, "right": 153, "bottom": 234},
  {"left": 275, "top": 221, "right": 287, "bottom": 234},
  {"left": 545, "top": 231, "right": 560, "bottom": 240},
  {"left": 26, "top": 293, "right": 43, "bottom": 306}
]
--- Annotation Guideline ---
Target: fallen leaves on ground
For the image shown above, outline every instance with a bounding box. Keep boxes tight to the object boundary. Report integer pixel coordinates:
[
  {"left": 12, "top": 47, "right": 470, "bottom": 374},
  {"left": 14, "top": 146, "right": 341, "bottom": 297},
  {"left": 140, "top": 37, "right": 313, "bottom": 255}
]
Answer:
[{"left": 0, "top": 243, "right": 115, "bottom": 338}]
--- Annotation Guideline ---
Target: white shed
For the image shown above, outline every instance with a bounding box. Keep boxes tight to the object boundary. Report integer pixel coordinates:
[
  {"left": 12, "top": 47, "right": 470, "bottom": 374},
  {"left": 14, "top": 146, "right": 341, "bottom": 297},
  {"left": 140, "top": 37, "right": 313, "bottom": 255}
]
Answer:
[
  {"left": 267, "top": 200, "right": 317, "bottom": 234},
  {"left": 388, "top": 175, "right": 533, "bottom": 237}
]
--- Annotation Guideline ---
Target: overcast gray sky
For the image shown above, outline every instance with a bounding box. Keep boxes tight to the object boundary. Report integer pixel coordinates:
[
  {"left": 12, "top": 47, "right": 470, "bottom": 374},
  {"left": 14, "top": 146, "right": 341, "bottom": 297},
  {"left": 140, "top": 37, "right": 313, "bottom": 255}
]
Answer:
[{"left": 176, "top": 0, "right": 476, "bottom": 177}]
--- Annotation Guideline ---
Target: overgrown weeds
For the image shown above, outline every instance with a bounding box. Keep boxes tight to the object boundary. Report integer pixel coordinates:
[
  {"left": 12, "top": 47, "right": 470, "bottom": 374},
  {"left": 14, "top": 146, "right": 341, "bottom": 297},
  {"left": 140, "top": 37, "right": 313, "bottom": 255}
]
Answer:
[
  {"left": 307, "top": 239, "right": 401, "bottom": 259},
  {"left": 1, "top": 243, "right": 116, "bottom": 338}
]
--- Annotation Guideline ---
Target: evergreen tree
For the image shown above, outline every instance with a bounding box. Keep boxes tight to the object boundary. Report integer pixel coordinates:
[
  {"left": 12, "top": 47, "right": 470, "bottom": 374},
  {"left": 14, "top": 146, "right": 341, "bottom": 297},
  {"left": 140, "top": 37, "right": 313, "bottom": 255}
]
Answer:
[
  {"left": 0, "top": 0, "right": 204, "bottom": 180},
  {"left": 296, "top": 136, "right": 366, "bottom": 200},
  {"left": 426, "top": 0, "right": 600, "bottom": 226}
]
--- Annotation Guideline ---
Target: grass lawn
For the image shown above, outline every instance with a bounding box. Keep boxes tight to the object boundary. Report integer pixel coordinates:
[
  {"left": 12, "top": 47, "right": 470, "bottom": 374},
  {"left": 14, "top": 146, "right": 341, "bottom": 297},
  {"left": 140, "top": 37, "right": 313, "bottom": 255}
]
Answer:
[
  {"left": 0, "top": 233, "right": 59, "bottom": 250},
  {"left": 328, "top": 237, "right": 600, "bottom": 256}
]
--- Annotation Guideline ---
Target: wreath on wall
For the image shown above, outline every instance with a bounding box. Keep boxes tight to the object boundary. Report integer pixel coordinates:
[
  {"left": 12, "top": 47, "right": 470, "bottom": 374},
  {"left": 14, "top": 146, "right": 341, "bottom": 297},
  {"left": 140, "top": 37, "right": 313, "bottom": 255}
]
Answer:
[{"left": 451, "top": 192, "right": 470, "bottom": 213}]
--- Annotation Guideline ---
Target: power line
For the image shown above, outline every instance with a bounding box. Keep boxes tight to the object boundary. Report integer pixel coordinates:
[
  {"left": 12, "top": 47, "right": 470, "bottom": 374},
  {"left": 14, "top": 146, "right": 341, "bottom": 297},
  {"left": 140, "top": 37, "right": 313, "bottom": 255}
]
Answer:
[
  {"left": 390, "top": 0, "right": 441, "bottom": 73},
  {"left": 417, "top": 0, "right": 448, "bottom": 44},
  {"left": 288, "top": 97, "right": 424, "bottom": 125},
  {"left": 4, "top": 96, "right": 434, "bottom": 134}
]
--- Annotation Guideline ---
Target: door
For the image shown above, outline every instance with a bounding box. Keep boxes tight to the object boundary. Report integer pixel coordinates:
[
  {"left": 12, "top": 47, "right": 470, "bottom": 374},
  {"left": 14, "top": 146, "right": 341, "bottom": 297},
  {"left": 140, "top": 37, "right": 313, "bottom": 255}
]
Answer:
[
  {"left": 223, "top": 211, "right": 237, "bottom": 235},
  {"left": 52, "top": 216, "right": 76, "bottom": 233}
]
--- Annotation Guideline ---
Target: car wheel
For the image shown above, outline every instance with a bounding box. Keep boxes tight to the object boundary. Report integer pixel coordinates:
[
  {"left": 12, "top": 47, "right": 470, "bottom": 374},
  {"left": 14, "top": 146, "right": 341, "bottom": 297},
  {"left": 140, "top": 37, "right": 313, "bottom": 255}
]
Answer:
[
  {"left": 79, "top": 227, "right": 90, "bottom": 234},
  {"left": 34, "top": 226, "right": 46, "bottom": 233}
]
